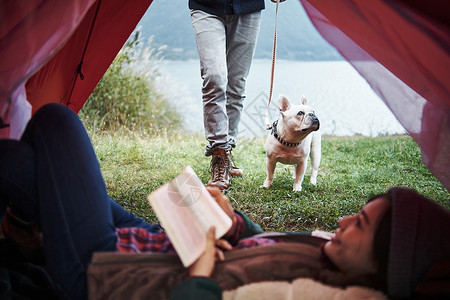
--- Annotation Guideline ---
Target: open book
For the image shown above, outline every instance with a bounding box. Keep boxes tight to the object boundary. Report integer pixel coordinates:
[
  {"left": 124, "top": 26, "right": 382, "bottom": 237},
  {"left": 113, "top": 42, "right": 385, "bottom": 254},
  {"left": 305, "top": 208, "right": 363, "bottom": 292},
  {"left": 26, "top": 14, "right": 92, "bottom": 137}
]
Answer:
[{"left": 147, "top": 166, "right": 232, "bottom": 267}]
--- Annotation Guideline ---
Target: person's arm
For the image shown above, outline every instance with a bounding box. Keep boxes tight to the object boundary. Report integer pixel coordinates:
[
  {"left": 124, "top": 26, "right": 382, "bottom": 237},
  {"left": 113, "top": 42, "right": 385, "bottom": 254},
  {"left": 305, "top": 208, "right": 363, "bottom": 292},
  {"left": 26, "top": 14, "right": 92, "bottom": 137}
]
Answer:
[
  {"left": 235, "top": 210, "right": 264, "bottom": 238},
  {"left": 171, "top": 189, "right": 268, "bottom": 299},
  {"left": 171, "top": 226, "right": 227, "bottom": 300},
  {"left": 206, "top": 187, "right": 264, "bottom": 242},
  {"left": 170, "top": 277, "right": 222, "bottom": 300}
]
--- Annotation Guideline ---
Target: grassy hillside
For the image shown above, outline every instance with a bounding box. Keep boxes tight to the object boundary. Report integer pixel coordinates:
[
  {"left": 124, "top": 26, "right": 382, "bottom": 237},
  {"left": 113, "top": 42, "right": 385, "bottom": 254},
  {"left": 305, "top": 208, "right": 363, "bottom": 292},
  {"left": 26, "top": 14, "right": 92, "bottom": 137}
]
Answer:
[{"left": 92, "top": 131, "right": 449, "bottom": 233}]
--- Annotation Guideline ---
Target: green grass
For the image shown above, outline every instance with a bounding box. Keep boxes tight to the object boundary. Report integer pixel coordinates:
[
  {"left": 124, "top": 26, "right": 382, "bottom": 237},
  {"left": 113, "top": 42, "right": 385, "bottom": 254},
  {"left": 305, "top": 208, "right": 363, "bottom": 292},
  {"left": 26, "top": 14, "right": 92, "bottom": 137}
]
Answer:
[{"left": 91, "top": 131, "right": 449, "bottom": 233}]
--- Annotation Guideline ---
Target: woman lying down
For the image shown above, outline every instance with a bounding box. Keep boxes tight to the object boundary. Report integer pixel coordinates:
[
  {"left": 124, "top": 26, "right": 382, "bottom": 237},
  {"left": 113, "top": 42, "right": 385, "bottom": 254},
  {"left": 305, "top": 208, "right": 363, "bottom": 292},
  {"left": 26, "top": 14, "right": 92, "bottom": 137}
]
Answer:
[
  {"left": 174, "top": 186, "right": 450, "bottom": 300},
  {"left": 0, "top": 103, "right": 449, "bottom": 300}
]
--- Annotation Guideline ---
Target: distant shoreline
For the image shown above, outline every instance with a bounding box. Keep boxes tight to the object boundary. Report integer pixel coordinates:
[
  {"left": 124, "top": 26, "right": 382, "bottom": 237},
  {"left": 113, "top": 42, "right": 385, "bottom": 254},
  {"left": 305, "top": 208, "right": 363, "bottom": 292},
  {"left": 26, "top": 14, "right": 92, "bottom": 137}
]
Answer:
[{"left": 155, "top": 59, "right": 406, "bottom": 138}]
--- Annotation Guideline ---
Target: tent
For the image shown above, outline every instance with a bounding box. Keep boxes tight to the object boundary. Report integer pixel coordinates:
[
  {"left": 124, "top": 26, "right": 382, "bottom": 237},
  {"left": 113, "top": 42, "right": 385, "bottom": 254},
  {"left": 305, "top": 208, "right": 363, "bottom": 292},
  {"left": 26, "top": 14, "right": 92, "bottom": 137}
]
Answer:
[
  {"left": 0, "top": 0, "right": 152, "bottom": 137},
  {"left": 299, "top": 0, "right": 450, "bottom": 192},
  {"left": 0, "top": 0, "right": 449, "bottom": 191}
]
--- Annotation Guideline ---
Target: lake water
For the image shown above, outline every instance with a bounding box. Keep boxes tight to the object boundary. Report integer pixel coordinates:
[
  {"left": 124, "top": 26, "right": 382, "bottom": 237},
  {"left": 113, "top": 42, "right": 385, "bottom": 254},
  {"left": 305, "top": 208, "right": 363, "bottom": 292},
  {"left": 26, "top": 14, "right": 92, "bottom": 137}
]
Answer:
[{"left": 154, "top": 59, "right": 406, "bottom": 138}]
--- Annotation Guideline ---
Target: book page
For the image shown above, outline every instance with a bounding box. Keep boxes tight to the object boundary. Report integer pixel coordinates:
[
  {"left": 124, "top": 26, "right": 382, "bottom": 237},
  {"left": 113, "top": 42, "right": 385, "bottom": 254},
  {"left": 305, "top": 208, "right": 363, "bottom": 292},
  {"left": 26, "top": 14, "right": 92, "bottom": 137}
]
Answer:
[{"left": 147, "top": 166, "right": 232, "bottom": 267}]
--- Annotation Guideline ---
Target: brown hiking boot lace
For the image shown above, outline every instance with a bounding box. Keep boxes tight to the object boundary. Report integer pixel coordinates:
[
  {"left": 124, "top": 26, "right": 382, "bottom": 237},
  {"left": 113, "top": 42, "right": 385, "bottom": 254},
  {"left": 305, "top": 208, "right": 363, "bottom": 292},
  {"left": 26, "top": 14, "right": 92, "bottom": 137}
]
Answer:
[{"left": 210, "top": 151, "right": 230, "bottom": 184}]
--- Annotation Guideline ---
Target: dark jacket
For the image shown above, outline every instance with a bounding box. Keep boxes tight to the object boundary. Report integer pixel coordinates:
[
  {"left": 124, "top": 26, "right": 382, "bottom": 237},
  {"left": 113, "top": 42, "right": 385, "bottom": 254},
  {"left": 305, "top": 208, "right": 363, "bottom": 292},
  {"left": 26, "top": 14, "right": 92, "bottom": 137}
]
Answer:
[
  {"left": 170, "top": 212, "right": 265, "bottom": 300},
  {"left": 189, "top": 0, "right": 265, "bottom": 16}
]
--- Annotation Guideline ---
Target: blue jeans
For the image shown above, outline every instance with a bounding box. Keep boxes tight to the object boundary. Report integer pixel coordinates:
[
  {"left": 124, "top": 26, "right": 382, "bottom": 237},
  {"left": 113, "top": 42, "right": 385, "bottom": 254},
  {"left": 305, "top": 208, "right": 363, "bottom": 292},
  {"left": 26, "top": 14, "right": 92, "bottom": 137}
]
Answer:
[
  {"left": 0, "top": 104, "right": 160, "bottom": 299},
  {"left": 191, "top": 9, "right": 261, "bottom": 155}
]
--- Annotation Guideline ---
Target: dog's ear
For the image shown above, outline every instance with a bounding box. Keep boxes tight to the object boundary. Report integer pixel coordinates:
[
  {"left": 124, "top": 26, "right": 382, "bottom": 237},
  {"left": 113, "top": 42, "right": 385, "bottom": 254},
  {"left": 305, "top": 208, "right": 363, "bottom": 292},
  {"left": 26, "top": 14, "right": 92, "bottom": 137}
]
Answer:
[
  {"left": 278, "top": 94, "right": 291, "bottom": 112},
  {"left": 300, "top": 95, "right": 307, "bottom": 105}
]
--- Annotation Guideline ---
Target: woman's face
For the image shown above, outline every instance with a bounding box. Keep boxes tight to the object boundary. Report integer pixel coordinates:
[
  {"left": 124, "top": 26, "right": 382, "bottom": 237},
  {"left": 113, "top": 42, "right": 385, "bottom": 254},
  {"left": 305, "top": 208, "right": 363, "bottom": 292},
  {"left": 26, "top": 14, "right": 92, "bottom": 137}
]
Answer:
[{"left": 324, "top": 197, "right": 390, "bottom": 276}]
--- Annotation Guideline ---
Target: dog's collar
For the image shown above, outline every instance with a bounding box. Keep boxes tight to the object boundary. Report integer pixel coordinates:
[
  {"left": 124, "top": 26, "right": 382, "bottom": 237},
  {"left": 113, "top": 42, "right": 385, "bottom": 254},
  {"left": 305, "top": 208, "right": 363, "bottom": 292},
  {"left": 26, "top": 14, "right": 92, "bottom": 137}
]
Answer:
[{"left": 271, "top": 120, "right": 300, "bottom": 148}]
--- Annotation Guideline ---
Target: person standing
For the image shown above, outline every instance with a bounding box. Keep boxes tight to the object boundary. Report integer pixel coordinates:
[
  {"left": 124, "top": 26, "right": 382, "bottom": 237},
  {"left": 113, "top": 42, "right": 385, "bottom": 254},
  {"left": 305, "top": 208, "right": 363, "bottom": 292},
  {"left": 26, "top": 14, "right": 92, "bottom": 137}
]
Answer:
[{"left": 189, "top": 0, "right": 265, "bottom": 190}]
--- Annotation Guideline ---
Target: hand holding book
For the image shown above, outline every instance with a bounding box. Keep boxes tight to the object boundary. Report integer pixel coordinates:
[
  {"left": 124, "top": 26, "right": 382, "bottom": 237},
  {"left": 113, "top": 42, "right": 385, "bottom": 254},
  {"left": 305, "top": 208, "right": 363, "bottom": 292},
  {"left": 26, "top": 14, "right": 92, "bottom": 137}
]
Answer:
[
  {"left": 147, "top": 166, "right": 234, "bottom": 267},
  {"left": 205, "top": 185, "right": 238, "bottom": 240},
  {"left": 187, "top": 226, "right": 233, "bottom": 277}
]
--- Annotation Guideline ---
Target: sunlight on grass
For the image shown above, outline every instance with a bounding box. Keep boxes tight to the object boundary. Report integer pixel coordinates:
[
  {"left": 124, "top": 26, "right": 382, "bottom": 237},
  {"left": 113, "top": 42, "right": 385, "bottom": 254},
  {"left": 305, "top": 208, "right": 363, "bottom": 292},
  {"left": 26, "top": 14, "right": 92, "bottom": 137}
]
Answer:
[{"left": 91, "top": 132, "right": 450, "bottom": 232}]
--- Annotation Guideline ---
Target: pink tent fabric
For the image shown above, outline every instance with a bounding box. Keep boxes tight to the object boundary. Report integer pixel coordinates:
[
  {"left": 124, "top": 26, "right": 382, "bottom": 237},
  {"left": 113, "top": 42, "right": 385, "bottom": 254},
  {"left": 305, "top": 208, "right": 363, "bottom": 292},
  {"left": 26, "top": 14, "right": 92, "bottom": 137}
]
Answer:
[
  {"left": 0, "top": 0, "right": 153, "bottom": 138},
  {"left": 0, "top": 0, "right": 449, "bottom": 191},
  {"left": 300, "top": 0, "right": 450, "bottom": 191},
  {"left": 0, "top": 0, "right": 96, "bottom": 138}
]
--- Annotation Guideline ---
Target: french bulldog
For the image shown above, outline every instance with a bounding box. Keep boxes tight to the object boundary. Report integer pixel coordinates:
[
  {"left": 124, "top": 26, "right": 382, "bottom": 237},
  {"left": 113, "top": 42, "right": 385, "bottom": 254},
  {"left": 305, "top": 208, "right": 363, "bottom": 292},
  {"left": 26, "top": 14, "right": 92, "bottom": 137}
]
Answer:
[{"left": 263, "top": 94, "right": 321, "bottom": 192}]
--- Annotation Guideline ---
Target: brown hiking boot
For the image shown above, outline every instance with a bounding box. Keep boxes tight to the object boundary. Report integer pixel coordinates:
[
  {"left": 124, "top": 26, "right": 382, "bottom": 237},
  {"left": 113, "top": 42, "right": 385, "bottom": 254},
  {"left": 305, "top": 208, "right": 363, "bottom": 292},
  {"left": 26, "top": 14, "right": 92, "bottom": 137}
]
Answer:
[
  {"left": 228, "top": 151, "right": 243, "bottom": 177},
  {"left": 207, "top": 149, "right": 231, "bottom": 190}
]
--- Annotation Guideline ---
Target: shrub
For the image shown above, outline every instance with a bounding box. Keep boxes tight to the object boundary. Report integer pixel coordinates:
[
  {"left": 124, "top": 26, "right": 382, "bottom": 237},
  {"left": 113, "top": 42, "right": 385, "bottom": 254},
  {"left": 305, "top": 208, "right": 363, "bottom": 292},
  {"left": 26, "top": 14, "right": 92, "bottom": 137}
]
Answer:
[{"left": 80, "top": 32, "right": 182, "bottom": 134}]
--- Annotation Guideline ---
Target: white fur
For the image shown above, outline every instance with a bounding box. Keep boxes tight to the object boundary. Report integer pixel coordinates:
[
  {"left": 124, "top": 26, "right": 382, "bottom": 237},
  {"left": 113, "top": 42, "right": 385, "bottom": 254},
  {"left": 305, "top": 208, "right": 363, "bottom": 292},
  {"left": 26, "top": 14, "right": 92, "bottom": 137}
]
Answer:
[
  {"left": 223, "top": 277, "right": 388, "bottom": 300},
  {"left": 263, "top": 94, "right": 321, "bottom": 192}
]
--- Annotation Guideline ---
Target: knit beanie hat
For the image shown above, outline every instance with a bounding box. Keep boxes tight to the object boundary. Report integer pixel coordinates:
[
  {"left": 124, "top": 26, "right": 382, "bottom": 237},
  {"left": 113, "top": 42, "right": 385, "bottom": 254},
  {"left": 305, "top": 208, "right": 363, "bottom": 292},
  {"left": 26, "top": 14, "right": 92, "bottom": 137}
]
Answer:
[{"left": 387, "top": 187, "right": 450, "bottom": 298}]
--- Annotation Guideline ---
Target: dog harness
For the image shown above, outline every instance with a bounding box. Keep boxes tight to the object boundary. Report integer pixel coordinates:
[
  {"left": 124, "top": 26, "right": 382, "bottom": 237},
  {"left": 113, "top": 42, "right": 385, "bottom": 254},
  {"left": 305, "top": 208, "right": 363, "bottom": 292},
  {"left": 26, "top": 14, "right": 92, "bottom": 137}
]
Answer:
[{"left": 271, "top": 120, "right": 301, "bottom": 147}]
